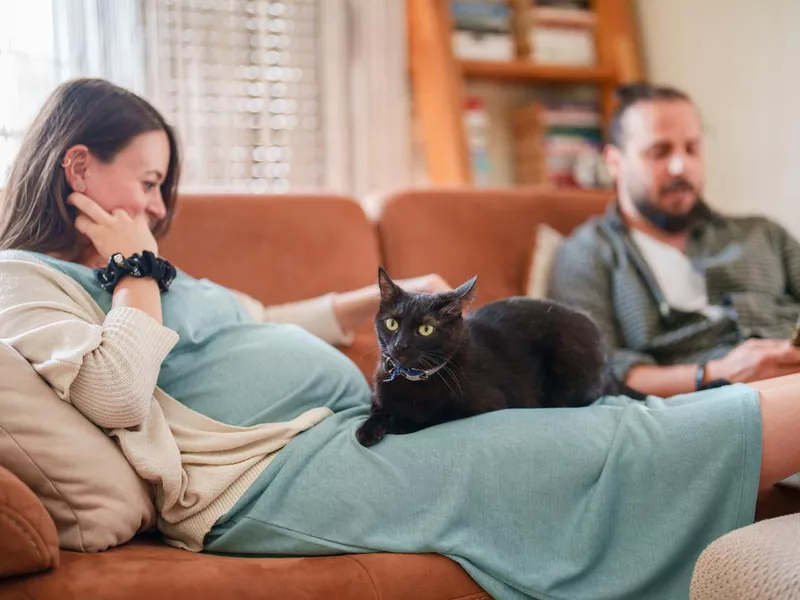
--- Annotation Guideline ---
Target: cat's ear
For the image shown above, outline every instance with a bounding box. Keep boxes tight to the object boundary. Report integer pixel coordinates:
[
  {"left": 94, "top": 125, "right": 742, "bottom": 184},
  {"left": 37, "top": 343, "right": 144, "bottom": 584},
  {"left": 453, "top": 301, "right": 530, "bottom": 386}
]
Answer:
[
  {"left": 441, "top": 276, "right": 477, "bottom": 318},
  {"left": 454, "top": 276, "right": 477, "bottom": 303},
  {"left": 378, "top": 267, "right": 402, "bottom": 302}
]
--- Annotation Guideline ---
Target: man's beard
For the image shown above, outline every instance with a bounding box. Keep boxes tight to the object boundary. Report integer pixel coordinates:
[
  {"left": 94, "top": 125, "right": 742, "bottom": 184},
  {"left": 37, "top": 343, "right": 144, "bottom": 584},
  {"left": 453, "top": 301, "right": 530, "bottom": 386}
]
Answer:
[{"left": 632, "top": 177, "right": 706, "bottom": 234}]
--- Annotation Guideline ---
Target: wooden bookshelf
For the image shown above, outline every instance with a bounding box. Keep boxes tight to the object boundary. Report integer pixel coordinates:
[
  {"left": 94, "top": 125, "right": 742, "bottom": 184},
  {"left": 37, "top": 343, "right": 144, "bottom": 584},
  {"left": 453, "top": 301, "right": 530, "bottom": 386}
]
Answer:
[
  {"left": 408, "top": 0, "right": 645, "bottom": 186},
  {"left": 460, "top": 60, "right": 615, "bottom": 83}
]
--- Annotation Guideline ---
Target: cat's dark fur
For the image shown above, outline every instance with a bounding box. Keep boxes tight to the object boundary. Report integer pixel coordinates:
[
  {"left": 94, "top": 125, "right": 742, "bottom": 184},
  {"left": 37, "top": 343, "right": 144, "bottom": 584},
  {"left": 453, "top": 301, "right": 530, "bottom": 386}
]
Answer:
[{"left": 356, "top": 268, "right": 623, "bottom": 447}]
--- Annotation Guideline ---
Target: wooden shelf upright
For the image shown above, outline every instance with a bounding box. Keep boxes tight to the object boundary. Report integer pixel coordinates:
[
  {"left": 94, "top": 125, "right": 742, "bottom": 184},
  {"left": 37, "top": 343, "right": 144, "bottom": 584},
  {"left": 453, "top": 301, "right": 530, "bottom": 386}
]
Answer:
[{"left": 407, "top": 0, "right": 645, "bottom": 185}]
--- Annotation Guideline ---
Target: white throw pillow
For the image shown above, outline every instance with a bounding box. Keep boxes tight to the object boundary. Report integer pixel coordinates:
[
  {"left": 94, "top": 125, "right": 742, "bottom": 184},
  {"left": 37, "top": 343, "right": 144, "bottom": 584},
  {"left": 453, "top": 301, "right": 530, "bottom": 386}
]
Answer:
[
  {"left": 525, "top": 223, "right": 564, "bottom": 299},
  {"left": 0, "top": 341, "right": 156, "bottom": 552}
]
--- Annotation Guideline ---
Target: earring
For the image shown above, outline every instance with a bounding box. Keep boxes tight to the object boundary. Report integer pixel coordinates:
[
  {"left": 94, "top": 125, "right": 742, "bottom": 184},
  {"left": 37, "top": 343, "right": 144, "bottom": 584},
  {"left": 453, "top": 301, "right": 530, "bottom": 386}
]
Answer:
[
  {"left": 75, "top": 181, "right": 86, "bottom": 192},
  {"left": 61, "top": 155, "right": 72, "bottom": 168}
]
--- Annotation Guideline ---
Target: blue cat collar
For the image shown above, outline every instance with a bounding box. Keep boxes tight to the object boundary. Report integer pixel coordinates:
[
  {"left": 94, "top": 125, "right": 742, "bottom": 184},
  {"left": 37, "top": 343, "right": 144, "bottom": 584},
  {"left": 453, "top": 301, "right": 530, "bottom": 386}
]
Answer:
[{"left": 382, "top": 355, "right": 448, "bottom": 383}]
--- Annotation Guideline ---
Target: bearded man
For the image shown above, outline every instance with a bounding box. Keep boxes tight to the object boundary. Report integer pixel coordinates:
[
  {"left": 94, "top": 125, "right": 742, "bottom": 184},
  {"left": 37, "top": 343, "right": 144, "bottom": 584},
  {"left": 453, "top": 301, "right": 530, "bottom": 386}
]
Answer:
[{"left": 549, "top": 83, "right": 800, "bottom": 397}]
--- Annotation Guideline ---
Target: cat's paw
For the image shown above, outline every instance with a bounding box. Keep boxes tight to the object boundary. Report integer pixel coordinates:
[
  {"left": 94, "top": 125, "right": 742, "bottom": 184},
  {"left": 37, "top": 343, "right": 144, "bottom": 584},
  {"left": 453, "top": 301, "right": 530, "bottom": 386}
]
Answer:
[{"left": 356, "top": 418, "right": 387, "bottom": 447}]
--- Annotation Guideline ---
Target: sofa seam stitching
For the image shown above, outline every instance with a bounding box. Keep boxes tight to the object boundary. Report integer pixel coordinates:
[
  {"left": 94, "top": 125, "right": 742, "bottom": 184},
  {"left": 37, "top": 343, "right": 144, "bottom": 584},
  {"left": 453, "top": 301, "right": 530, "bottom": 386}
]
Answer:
[
  {"left": 0, "top": 508, "right": 46, "bottom": 565},
  {"left": 0, "top": 420, "right": 86, "bottom": 551},
  {"left": 341, "top": 555, "right": 381, "bottom": 600}
]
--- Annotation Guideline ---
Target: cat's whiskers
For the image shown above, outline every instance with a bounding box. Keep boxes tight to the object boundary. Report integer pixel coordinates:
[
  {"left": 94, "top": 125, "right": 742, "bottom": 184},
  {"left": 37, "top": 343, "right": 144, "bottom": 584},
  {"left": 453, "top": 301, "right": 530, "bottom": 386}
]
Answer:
[
  {"left": 427, "top": 349, "right": 466, "bottom": 400},
  {"left": 418, "top": 352, "right": 448, "bottom": 372},
  {"left": 418, "top": 352, "right": 464, "bottom": 400},
  {"left": 441, "top": 364, "right": 465, "bottom": 400},
  {"left": 418, "top": 354, "right": 449, "bottom": 391}
]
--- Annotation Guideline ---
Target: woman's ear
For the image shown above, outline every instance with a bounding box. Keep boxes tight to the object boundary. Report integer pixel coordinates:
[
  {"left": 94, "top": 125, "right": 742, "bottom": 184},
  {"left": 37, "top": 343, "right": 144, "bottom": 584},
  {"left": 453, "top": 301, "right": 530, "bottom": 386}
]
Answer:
[{"left": 62, "top": 145, "right": 91, "bottom": 192}]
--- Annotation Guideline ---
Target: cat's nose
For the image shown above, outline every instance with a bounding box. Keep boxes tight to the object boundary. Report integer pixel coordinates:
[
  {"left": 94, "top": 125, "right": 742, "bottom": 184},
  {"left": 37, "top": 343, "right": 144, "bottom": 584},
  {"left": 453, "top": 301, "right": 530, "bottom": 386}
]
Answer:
[{"left": 393, "top": 344, "right": 410, "bottom": 363}]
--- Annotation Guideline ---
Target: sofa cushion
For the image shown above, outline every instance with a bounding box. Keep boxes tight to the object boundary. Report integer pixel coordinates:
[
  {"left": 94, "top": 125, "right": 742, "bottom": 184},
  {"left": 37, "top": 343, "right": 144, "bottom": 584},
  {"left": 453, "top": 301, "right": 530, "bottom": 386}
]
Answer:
[
  {"left": 0, "top": 342, "right": 156, "bottom": 552},
  {"left": 0, "top": 540, "right": 488, "bottom": 600},
  {"left": 0, "top": 465, "right": 59, "bottom": 578},
  {"left": 525, "top": 223, "right": 564, "bottom": 299},
  {"left": 160, "top": 194, "right": 380, "bottom": 307},
  {"left": 373, "top": 187, "right": 610, "bottom": 307}
]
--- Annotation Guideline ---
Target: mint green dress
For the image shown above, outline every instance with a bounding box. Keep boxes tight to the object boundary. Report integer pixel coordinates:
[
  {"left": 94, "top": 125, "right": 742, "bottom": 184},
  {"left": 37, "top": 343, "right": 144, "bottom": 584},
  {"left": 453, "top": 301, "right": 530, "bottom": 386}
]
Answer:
[{"left": 38, "top": 253, "right": 762, "bottom": 600}]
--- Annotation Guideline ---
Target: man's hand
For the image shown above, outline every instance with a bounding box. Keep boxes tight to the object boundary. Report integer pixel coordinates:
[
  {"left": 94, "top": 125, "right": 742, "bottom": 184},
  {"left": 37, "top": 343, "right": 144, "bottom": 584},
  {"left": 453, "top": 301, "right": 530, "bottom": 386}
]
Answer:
[{"left": 708, "top": 339, "right": 800, "bottom": 383}]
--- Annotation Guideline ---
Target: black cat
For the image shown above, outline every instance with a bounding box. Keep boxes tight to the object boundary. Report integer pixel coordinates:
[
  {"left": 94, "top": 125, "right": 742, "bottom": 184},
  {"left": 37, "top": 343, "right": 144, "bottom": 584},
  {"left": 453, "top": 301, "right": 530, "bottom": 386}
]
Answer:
[{"left": 355, "top": 268, "right": 619, "bottom": 447}]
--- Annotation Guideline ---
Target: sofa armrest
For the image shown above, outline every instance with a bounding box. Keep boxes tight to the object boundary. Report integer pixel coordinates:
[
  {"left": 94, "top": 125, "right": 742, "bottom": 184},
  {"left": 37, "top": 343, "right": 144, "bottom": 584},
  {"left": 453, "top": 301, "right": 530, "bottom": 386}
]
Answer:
[
  {"left": 690, "top": 513, "right": 800, "bottom": 599},
  {"left": 0, "top": 465, "right": 59, "bottom": 578}
]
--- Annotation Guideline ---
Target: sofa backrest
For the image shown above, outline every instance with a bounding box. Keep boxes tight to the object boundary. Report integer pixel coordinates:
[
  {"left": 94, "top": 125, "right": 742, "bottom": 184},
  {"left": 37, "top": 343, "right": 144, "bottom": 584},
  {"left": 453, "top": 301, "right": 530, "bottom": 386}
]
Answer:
[
  {"left": 159, "top": 189, "right": 609, "bottom": 375},
  {"left": 372, "top": 187, "right": 611, "bottom": 306},
  {"left": 160, "top": 194, "right": 381, "bottom": 305}
]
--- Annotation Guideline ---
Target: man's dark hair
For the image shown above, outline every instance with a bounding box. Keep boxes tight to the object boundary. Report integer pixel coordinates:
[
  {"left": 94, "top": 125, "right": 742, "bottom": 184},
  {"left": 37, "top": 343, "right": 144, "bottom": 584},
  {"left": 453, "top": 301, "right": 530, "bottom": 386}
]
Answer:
[{"left": 608, "top": 82, "right": 692, "bottom": 148}]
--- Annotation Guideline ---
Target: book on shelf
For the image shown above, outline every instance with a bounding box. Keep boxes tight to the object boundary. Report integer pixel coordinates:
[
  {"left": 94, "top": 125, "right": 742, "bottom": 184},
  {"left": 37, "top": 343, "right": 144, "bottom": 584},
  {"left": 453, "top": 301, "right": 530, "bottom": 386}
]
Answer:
[
  {"left": 528, "top": 0, "right": 596, "bottom": 66},
  {"left": 464, "top": 96, "right": 492, "bottom": 187},
  {"left": 451, "top": 1, "right": 514, "bottom": 61},
  {"left": 512, "top": 100, "right": 611, "bottom": 189},
  {"left": 534, "top": 0, "right": 590, "bottom": 9},
  {"left": 533, "top": 6, "right": 596, "bottom": 27}
]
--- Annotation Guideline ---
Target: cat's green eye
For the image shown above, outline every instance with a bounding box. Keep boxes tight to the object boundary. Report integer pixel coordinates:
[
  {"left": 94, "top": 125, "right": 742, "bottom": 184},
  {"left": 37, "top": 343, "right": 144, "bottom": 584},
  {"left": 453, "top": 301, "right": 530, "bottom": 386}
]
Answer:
[
  {"left": 385, "top": 318, "right": 399, "bottom": 331},
  {"left": 418, "top": 324, "right": 435, "bottom": 336}
]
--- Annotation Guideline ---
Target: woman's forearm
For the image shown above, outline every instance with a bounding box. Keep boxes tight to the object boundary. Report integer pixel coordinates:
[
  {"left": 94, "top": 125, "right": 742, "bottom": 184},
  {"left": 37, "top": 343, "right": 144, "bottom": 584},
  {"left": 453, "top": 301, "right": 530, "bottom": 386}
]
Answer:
[
  {"left": 74, "top": 277, "right": 171, "bottom": 427},
  {"left": 112, "top": 277, "right": 163, "bottom": 324},
  {"left": 70, "top": 307, "right": 178, "bottom": 428}
]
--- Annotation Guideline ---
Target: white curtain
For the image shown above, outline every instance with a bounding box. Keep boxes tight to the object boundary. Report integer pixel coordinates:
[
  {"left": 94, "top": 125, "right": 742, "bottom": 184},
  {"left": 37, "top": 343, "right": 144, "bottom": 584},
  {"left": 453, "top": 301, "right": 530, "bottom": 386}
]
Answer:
[
  {"left": 52, "top": 0, "right": 145, "bottom": 93},
  {"left": 143, "top": 0, "right": 325, "bottom": 192},
  {"left": 0, "top": 1, "right": 59, "bottom": 181},
  {"left": 320, "top": 0, "right": 413, "bottom": 197}
]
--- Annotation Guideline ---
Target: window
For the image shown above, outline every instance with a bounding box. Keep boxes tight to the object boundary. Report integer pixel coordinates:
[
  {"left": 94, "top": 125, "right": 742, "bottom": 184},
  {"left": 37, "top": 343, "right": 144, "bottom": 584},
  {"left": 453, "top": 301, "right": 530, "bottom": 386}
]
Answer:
[
  {"left": 0, "top": 1, "right": 58, "bottom": 181},
  {"left": 1, "top": 0, "right": 323, "bottom": 192},
  {"left": 145, "top": 0, "right": 324, "bottom": 192}
]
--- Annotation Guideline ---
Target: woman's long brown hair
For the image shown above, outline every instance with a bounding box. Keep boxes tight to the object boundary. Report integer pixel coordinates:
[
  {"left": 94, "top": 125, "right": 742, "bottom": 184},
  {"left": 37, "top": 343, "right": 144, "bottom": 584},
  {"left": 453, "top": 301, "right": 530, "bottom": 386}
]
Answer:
[{"left": 0, "top": 78, "right": 181, "bottom": 259}]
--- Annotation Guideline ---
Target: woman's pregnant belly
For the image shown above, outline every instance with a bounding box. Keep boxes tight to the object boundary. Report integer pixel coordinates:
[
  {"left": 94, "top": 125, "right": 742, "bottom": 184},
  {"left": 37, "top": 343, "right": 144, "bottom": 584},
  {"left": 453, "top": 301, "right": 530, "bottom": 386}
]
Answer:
[{"left": 157, "top": 322, "right": 371, "bottom": 427}]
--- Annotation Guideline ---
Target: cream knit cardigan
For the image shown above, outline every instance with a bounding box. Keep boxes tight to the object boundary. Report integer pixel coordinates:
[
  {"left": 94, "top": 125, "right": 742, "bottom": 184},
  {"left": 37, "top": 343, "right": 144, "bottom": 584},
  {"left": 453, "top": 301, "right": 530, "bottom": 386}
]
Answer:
[{"left": 0, "top": 251, "right": 354, "bottom": 551}]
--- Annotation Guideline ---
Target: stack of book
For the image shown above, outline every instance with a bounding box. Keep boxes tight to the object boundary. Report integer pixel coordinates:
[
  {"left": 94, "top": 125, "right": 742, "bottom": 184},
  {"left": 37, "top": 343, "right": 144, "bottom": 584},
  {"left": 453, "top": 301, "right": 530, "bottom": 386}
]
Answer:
[
  {"left": 451, "top": 0, "right": 514, "bottom": 61},
  {"left": 464, "top": 96, "right": 492, "bottom": 187},
  {"left": 511, "top": 100, "right": 604, "bottom": 188},
  {"left": 528, "top": 0, "right": 596, "bottom": 66}
]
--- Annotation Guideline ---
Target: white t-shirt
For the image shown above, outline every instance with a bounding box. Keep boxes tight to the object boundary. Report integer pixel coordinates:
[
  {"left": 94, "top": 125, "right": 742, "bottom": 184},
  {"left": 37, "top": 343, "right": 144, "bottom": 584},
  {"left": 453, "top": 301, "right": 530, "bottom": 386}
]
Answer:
[{"left": 630, "top": 229, "right": 727, "bottom": 321}]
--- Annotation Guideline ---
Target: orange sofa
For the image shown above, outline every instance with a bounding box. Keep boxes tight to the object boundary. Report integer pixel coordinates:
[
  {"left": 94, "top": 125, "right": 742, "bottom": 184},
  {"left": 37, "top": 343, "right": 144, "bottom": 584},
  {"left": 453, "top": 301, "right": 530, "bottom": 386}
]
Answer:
[{"left": 3, "top": 188, "right": 798, "bottom": 600}]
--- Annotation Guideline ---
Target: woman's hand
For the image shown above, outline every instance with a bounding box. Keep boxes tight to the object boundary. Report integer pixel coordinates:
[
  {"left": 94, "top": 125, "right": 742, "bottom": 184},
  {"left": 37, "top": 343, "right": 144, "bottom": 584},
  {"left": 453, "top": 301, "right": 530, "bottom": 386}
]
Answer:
[
  {"left": 69, "top": 192, "right": 158, "bottom": 260},
  {"left": 395, "top": 274, "right": 452, "bottom": 294},
  {"left": 68, "top": 192, "right": 164, "bottom": 323}
]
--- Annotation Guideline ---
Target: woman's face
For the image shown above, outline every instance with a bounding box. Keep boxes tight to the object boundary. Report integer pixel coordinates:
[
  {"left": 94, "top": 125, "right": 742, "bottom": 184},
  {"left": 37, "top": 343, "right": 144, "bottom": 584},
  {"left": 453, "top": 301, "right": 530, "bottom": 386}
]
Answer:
[{"left": 67, "top": 130, "right": 171, "bottom": 228}]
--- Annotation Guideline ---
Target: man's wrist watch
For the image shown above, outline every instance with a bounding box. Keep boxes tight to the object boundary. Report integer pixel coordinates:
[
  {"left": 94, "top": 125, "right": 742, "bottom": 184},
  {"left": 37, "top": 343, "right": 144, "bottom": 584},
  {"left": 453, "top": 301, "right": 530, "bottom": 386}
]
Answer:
[
  {"left": 695, "top": 362, "right": 707, "bottom": 391},
  {"left": 94, "top": 251, "right": 177, "bottom": 293},
  {"left": 696, "top": 361, "right": 731, "bottom": 391}
]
